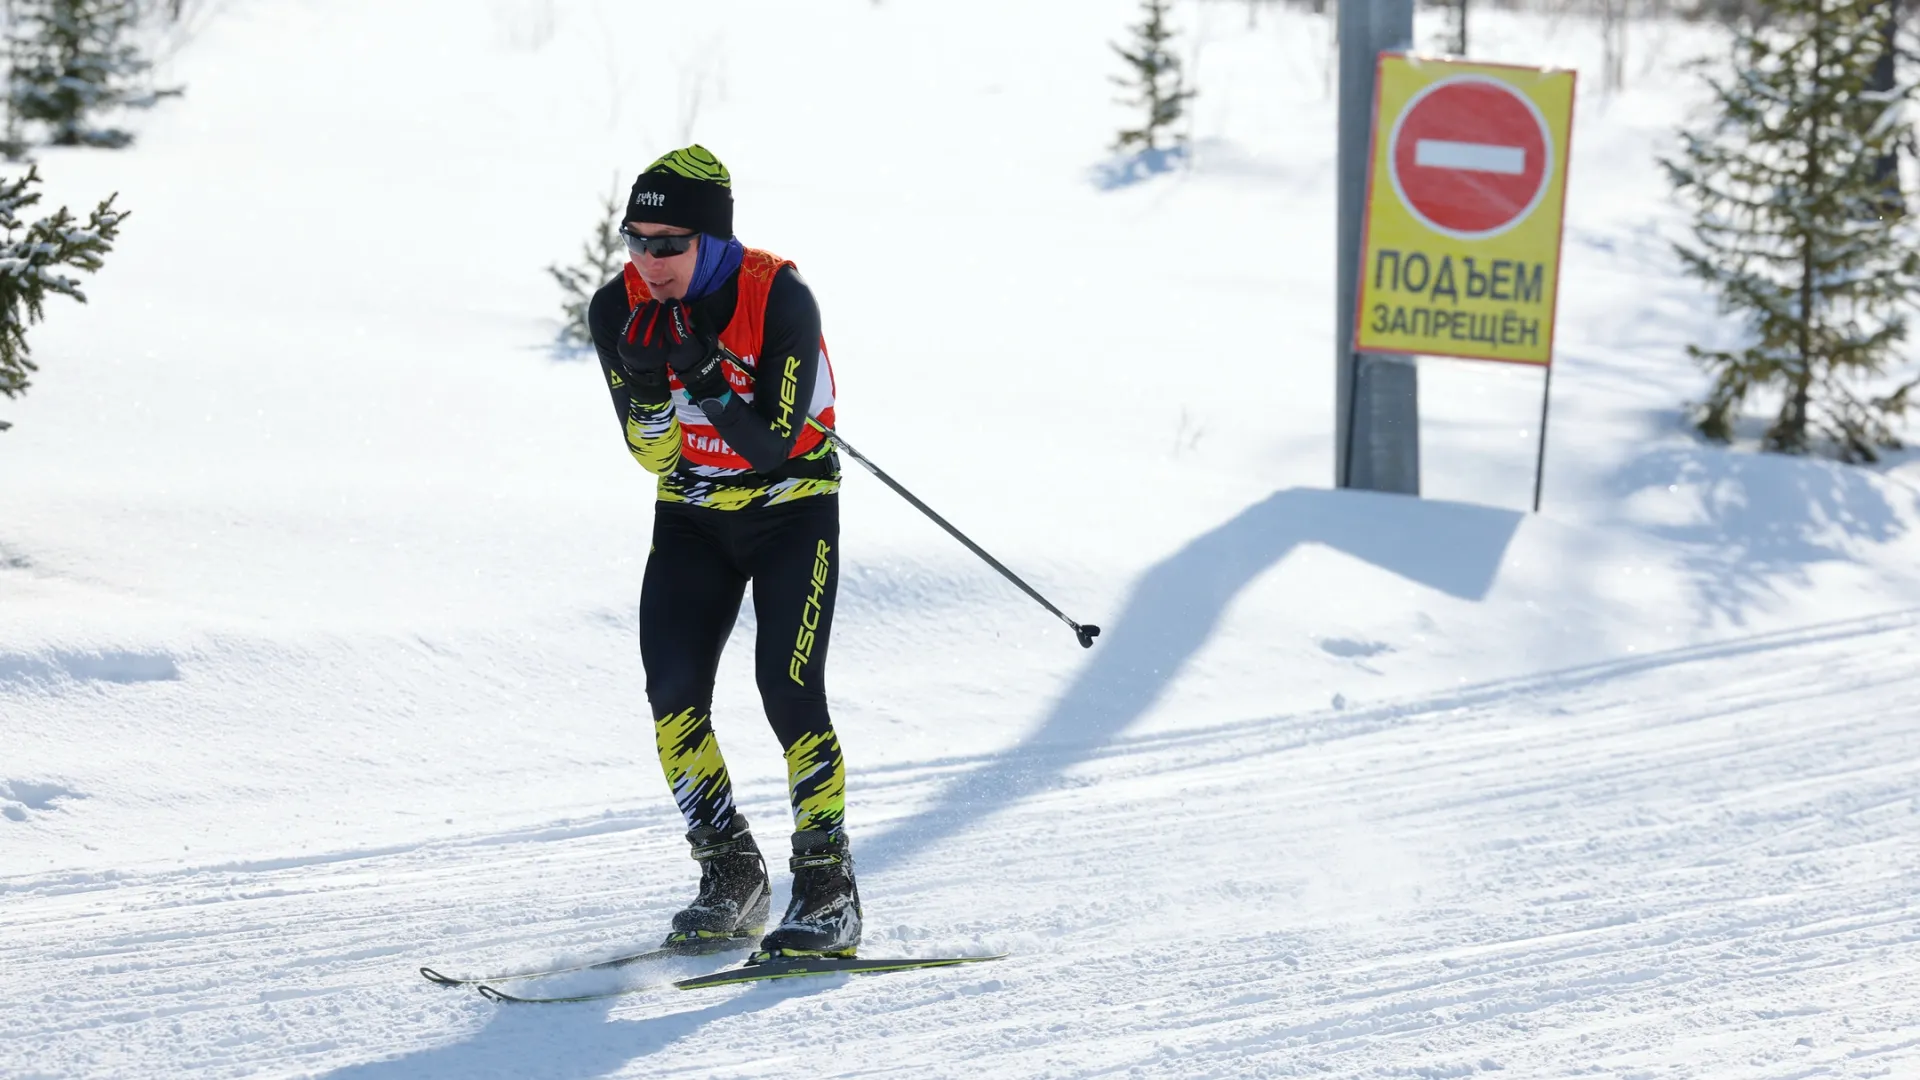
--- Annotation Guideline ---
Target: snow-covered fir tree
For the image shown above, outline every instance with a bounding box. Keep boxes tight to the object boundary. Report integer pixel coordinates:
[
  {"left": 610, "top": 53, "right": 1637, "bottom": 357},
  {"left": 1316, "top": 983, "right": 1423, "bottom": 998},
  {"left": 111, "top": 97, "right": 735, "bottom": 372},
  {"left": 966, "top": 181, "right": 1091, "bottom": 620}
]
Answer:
[
  {"left": 0, "top": 164, "right": 124, "bottom": 428},
  {"left": 547, "top": 183, "right": 626, "bottom": 349},
  {"left": 1665, "top": 0, "right": 1920, "bottom": 461},
  {"left": 1111, "top": 0, "right": 1196, "bottom": 154},
  {"left": 6, "top": 0, "right": 176, "bottom": 152}
]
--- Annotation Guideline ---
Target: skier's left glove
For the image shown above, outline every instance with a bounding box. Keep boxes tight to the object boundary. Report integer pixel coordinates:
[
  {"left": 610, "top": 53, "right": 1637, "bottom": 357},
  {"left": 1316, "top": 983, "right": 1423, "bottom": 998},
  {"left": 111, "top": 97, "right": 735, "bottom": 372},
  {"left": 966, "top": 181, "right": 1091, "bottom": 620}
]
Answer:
[{"left": 660, "top": 300, "right": 734, "bottom": 408}]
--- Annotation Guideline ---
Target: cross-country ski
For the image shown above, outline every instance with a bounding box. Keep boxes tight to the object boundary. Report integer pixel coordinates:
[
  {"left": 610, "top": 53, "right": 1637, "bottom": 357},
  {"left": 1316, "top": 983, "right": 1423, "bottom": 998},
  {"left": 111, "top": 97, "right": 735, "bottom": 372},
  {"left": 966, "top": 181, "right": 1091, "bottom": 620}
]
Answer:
[
  {"left": 472, "top": 953, "right": 1008, "bottom": 1003},
  {"left": 419, "top": 933, "right": 752, "bottom": 986}
]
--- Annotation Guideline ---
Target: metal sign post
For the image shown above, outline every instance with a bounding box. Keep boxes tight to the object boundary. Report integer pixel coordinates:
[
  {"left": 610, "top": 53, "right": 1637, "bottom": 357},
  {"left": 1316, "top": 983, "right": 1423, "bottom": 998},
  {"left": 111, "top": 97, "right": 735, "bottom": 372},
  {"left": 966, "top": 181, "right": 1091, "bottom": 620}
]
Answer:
[
  {"left": 1533, "top": 365, "right": 1554, "bottom": 512},
  {"left": 1335, "top": 0, "right": 1418, "bottom": 495}
]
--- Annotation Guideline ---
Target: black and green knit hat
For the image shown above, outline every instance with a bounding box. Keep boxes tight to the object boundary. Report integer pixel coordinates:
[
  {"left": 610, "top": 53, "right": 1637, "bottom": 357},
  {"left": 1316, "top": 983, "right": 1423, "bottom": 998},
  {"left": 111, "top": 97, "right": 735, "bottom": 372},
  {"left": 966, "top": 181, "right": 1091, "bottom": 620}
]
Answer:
[{"left": 625, "top": 145, "right": 733, "bottom": 238}]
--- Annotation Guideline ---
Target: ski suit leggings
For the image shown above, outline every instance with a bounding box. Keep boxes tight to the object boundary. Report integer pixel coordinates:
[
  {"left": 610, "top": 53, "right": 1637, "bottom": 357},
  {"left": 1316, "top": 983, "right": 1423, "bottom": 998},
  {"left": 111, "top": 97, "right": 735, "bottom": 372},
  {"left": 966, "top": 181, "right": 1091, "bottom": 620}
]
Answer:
[{"left": 639, "top": 494, "right": 845, "bottom": 837}]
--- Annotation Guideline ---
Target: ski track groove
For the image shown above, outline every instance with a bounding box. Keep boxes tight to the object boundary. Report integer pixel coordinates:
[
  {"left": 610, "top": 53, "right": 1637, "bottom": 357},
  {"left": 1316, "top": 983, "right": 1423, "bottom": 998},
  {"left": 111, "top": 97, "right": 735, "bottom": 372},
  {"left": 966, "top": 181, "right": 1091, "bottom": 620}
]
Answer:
[{"left": 5, "top": 620, "right": 1920, "bottom": 1077}]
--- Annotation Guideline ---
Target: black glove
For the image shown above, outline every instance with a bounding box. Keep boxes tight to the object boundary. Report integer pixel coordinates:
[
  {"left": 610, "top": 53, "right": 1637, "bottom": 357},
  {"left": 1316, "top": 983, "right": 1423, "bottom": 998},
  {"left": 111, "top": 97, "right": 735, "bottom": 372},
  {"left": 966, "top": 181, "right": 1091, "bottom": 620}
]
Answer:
[
  {"left": 615, "top": 302, "right": 672, "bottom": 405},
  {"left": 660, "top": 300, "right": 734, "bottom": 406}
]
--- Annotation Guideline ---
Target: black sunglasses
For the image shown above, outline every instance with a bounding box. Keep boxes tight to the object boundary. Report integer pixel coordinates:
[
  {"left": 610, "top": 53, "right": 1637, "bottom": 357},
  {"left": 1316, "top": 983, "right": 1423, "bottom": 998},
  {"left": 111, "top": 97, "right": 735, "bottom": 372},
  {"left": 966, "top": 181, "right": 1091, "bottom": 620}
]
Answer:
[{"left": 619, "top": 227, "right": 697, "bottom": 258}]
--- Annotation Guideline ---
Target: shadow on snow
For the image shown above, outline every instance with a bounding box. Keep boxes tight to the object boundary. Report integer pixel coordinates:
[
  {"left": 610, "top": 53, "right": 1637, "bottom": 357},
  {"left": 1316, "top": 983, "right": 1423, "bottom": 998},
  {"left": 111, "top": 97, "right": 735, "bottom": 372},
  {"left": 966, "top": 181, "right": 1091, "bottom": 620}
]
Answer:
[
  {"left": 860, "top": 486, "right": 1523, "bottom": 874},
  {"left": 1089, "top": 146, "right": 1186, "bottom": 190},
  {"left": 320, "top": 982, "right": 801, "bottom": 1080},
  {"left": 1607, "top": 443, "right": 1917, "bottom": 624}
]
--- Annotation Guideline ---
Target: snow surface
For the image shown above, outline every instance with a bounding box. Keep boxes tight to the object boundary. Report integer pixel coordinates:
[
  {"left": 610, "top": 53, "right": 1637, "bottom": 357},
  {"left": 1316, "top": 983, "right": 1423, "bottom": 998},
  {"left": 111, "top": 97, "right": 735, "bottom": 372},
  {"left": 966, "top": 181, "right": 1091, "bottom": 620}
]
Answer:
[{"left": 4, "top": 1, "right": 1920, "bottom": 1077}]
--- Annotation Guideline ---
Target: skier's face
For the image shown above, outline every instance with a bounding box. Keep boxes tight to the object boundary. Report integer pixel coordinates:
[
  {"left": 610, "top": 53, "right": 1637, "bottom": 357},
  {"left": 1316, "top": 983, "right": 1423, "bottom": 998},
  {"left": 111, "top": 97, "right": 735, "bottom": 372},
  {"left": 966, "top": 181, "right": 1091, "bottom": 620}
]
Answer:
[{"left": 627, "top": 222, "right": 699, "bottom": 300}]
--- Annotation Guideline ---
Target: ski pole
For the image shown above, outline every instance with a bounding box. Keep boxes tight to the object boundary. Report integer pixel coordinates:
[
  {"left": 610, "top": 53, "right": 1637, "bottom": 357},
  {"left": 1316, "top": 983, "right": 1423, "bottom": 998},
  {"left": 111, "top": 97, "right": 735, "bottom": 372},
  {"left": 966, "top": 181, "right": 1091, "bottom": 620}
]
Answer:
[{"left": 807, "top": 418, "right": 1101, "bottom": 649}]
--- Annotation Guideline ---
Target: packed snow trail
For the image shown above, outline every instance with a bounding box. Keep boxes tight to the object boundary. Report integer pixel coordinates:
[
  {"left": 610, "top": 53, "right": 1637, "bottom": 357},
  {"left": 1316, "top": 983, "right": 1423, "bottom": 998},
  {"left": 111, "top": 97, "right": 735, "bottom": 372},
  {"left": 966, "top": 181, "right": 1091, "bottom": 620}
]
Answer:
[{"left": 5, "top": 610, "right": 1918, "bottom": 1079}]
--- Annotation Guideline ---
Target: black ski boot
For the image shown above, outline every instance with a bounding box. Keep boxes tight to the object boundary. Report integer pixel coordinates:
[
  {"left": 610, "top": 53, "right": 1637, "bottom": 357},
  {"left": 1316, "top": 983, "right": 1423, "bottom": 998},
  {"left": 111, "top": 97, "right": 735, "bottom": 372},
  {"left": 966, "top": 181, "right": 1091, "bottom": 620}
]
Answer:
[
  {"left": 662, "top": 814, "right": 770, "bottom": 954},
  {"left": 754, "top": 828, "right": 862, "bottom": 961}
]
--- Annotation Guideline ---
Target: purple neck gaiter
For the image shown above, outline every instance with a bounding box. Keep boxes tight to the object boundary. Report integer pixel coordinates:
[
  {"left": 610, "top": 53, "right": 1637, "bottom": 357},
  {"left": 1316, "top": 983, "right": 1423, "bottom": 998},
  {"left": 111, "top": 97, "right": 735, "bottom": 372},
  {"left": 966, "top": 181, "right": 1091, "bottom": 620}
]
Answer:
[{"left": 685, "top": 235, "right": 747, "bottom": 301}]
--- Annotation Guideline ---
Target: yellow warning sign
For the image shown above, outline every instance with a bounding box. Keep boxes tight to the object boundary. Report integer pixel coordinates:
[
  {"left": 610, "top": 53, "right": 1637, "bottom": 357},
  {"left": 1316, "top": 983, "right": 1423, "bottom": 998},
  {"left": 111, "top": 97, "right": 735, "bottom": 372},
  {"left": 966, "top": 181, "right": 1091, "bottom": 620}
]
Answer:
[{"left": 1354, "top": 55, "right": 1577, "bottom": 366}]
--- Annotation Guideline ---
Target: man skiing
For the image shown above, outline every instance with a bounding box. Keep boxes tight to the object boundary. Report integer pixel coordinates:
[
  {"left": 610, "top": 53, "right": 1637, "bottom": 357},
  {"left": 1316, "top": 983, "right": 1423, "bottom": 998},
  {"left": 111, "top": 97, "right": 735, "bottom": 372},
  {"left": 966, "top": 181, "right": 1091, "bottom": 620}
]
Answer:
[{"left": 588, "top": 145, "right": 860, "bottom": 962}]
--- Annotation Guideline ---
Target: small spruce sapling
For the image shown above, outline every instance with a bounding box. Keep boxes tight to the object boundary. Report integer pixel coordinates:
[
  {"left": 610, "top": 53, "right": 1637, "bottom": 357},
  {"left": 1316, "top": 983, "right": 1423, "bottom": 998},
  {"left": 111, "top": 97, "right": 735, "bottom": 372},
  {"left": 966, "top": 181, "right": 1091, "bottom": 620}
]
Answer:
[
  {"left": 6, "top": 0, "right": 181, "bottom": 154},
  {"left": 0, "top": 164, "right": 125, "bottom": 430},
  {"left": 548, "top": 182, "right": 627, "bottom": 350},
  {"left": 1111, "top": 0, "right": 1196, "bottom": 155}
]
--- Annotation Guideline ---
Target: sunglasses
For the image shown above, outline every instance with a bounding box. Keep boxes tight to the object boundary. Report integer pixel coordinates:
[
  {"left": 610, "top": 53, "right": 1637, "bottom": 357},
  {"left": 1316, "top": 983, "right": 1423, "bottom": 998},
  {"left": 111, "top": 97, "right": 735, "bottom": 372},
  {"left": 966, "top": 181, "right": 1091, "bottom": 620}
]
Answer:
[{"left": 619, "top": 227, "right": 697, "bottom": 258}]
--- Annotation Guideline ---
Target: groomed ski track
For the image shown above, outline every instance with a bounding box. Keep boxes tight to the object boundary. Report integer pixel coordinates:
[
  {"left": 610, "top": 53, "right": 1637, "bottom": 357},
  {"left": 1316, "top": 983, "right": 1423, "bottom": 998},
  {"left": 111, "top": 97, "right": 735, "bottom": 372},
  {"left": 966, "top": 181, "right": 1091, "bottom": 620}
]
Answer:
[{"left": 6, "top": 611, "right": 1918, "bottom": 1079}]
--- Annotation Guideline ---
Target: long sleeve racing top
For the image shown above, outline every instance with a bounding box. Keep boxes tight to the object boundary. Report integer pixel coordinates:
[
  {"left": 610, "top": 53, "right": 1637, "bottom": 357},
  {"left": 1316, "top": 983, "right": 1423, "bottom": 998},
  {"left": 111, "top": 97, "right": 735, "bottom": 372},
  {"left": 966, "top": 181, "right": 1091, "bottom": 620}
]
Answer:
[{"left": 590, "top": 261, "right": 840, "bottom": 510}]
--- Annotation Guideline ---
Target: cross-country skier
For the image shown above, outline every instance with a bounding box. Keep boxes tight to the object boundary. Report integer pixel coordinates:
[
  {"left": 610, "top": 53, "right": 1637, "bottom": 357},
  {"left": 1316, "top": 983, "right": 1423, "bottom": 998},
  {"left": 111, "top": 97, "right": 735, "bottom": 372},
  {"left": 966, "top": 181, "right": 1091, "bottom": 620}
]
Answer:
[{"left": 588, "top": 145, "right": 860, "bottom": 961}]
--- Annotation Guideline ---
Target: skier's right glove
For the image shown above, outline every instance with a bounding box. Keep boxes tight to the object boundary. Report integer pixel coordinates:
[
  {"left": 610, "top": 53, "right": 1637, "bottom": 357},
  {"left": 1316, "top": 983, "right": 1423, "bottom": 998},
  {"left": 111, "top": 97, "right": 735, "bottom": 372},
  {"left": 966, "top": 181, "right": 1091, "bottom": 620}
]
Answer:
[
  {"left": 661, "top": 301, "right": 734, "bottom": 409},
  {"left": 616, "top": 302, "right": 673, "bottom": 405}
]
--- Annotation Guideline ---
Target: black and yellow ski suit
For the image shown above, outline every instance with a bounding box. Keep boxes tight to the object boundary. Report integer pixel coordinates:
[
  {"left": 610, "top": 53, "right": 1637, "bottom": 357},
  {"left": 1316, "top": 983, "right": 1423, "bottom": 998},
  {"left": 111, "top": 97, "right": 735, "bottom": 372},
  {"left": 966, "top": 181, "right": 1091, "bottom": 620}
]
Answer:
[{"left": 590, "top": 250, "right": 847, "bottom": 837}]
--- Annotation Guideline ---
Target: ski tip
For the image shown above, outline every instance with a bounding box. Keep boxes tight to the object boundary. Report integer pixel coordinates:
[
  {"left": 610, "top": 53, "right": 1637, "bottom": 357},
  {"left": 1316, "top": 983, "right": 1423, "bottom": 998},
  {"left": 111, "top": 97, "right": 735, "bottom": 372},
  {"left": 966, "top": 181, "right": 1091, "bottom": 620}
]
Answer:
[
  {"left": 1075, "top": 623, "right": 1101, "bottom": 648},
  {"left": 474, "top": 985, "right": 514, "bottom": 1004},
  {"left": 419, "top": 966, "right": 458, "bottom": 986}
]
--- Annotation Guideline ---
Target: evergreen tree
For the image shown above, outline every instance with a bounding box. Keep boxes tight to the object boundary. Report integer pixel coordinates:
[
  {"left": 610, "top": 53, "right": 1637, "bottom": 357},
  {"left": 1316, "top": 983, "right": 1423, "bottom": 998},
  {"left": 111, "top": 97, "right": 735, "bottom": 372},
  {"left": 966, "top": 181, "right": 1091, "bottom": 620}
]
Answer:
[
  {"left": 1664, "top": 0, "right": 1920, "bottom": 461},
  {"left": 6, "top": 0, "right": 177, "bottom": 152},
  {"left": 1111, "top": 0, "right": 1196, "bottom": 154},
  {"left": 547, "top": 182, "right": 626, "bottom": 349},
  {"left": 0, "top": 164, "right": 125, "bottom": 429}
]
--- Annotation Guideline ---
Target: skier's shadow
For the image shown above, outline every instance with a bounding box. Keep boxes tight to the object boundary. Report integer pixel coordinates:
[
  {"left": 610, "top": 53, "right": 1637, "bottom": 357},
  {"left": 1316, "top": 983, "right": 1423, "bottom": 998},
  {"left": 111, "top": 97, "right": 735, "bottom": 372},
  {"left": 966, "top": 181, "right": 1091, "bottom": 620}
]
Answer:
[
  {"left": 320, "top": 980, "right": 800, "bottom": 1080},
  {"left": 862, "top": 486, "right": 1522, "bottom": 873},
  {"left": 319, "top": 488, "right": 1517, "bottom": 1079}
]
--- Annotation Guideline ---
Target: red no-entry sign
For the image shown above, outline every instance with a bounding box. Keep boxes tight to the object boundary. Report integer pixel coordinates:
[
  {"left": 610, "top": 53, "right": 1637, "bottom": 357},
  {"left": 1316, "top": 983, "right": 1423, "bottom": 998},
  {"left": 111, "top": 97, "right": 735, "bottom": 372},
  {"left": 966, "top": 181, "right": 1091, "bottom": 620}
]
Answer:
[
  {"left": 1387, "top": 75, "right": 1553, "bottom": 240},
  {"left": 1356, "top": 55, "right": 1575, "bottom": 367}
]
